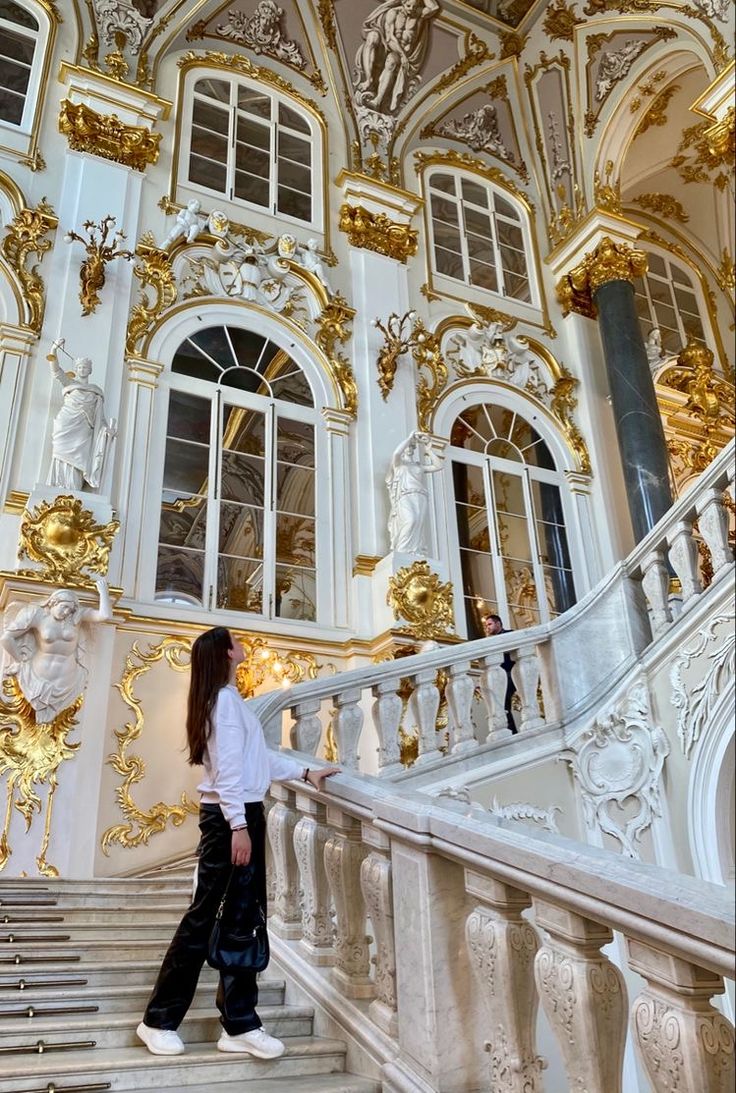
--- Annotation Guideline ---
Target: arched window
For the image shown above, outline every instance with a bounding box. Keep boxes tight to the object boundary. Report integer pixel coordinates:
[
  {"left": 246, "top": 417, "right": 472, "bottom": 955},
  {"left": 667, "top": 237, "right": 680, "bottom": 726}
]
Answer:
[
  {"left": 184, "top": 74, "right": 318, "bottom": 226},
  {"left": 155, "top": 325, "right": 318, "bottom": 622},
  {"left": 427, "top": 171, "right": 532, "bottom": 303},
  {"left": 449, "top": 403, "right": 577, "bottom": 637},
  {"left": 0, "top": 1, "right": 40, "bottom": 128},
  {"left": 634, "top": 252, "right": 707, "bottom": 356}
]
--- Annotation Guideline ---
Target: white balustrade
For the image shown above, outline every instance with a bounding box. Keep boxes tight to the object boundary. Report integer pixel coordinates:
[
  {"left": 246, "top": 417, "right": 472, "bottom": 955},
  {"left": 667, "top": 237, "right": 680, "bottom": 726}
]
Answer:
[
  {"left": 410, "top": 667, "right": 443, "bottom": 764},
  {"left": 372, "top": 679, "right": 403, "bottom": 774},
  {"left": 323, "top": 806, "right": 373, "bottom": 998},
  {"left": 266, "top": 785, "right": 302, "bottom": 939},
  {"left": 698, "top": 487, "right": 734, "bottom": 582},
  {"left": 478, "top": 653, "right": 512, "bottom": 741},
  {"left": 293, "top": 792, "right": 335, "bottom": 964},
  {"left": 641, "top": 549, "right": 673, "bottom": 637},
  {"left": 446, "top": 660, "right": 478, "bottom": 755},
  {"left": 511, "top": 645, "right": 545, "bottom": 732},
  {"left": 290, "top": 697, "right": 323, "bottom": 755},
  {"left": 331, "top": 687, "right": 364, "bottom": 770},
  {"left": 668, "top": 518, "right": 702, "bottom": 607}
]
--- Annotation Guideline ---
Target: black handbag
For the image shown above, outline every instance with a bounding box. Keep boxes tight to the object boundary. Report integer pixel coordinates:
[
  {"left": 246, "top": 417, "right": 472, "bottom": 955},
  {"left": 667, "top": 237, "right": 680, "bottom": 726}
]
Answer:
[{"left": 207, "top": 866, "right": 270, "bottom": 973}]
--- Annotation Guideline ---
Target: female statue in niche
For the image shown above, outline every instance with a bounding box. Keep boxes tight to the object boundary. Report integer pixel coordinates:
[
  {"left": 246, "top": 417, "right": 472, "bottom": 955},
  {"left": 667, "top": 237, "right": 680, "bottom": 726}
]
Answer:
[
  {"left": 0, "top": 578, "right": 112, "bottom": 723},
  {"left": 386, "top": 432, "right": 443, "bottom": 556},
  {"left": 46, "top": 339, "right": 117, "bottom": 492}
]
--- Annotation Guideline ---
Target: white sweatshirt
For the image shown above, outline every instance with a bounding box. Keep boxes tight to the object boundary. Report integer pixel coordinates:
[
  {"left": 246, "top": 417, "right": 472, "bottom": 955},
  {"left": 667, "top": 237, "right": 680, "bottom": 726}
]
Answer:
[{"left": 197, "top": 684, "right": 303, "bottom": 829}]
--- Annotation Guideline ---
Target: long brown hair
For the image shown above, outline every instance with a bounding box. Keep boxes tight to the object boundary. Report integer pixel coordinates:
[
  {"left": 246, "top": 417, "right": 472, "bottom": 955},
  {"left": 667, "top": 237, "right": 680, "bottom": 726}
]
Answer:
[{"left": 186, "top": 627, "right": 233, "bottom": 765}]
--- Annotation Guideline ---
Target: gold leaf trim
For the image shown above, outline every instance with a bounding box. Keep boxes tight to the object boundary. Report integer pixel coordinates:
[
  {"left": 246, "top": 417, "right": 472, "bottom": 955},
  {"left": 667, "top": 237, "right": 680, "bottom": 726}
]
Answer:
[
  {"left": 433, "top": 32, "right": 495, "bottom": 95},
  {"left": 58, "top": 100, "right": 161, "bottom": 172},
  {"left": 542, "top": 0, "right": 583, "bottom": 41},
  {"left": 1, "top": 198, "right": 57, "bottom": 333}
]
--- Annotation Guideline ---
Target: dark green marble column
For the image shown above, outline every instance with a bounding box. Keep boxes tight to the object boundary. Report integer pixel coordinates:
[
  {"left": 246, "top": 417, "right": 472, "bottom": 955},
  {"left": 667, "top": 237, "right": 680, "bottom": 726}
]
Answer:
[{"left": 594, "top": 276, "right": 673, "bottom": 542}]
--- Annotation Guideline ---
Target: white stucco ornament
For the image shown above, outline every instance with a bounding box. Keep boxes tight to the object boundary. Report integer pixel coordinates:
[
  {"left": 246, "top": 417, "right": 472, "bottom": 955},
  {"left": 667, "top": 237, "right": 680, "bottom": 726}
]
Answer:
[
  {"left": 562, "top": 681, "right": 670, "bottom": 859},
  {"left": 160, "top": 199, "right": 205, "bottom": 250},
  {"left": 385, "top": 432, "right": 443, "bottom": 556},
  {"left": 447, "top": 323, "right": 550, "bottom": 402},
  {"left": 46, "top": 339, "right": 116, "bottom": 493},
  {"left": 670, "top": 613, "right": 735, "bottom": 758}
]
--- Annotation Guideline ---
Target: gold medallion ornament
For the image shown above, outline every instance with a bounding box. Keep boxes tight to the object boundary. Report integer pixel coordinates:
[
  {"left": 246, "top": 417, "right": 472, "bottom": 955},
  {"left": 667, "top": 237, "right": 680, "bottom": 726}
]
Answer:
[
  {"left": 557, "top": 237, "right": 649, "bottom": 317},
  {"left": 18, "top": 496, "right": 119, "bottom": 586},
  {"left": 1, "top": 199, "right": 58, "bottom": 333},
  {"left": 0, "top": 677, "right": 83, "bottom": 878},
  {"left": 338, "top": 204, "right": 418, "bottom": 263},
  {"left": 387, "top": 561, "right": 455, "bottom": 641},
  {"left": 58, "top": 100, "right": 161, "bottom": 172}
]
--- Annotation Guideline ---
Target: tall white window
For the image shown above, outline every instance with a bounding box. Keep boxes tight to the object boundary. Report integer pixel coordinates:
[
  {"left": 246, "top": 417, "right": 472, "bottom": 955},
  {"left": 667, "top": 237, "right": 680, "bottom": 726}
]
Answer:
[
  {"left": 428, "top": 171, "right": 532, "bottom": 302},
  {"left": 450, "top": 403, "right": 577, "bottom": 637},
  {"left": 185, "top": 75, "right": 317, "bottom": 226},
  {"left": 634, "top": 252, "right": 706, "bottom": 355},
  {"left": 156, "top": 326, "right": 319, "bottom": 622},
  {"left": 0, "top": 1, "right": 39, "bottom": 128}
]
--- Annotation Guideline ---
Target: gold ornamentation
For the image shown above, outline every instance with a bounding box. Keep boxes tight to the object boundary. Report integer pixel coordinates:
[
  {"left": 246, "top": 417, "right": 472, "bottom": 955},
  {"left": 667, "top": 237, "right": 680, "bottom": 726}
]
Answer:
[
  {"left": 414, "top": 150, "right": 532, "bottom": 210},
  {"left": 550, "top": 365, "right": 592, "bottom": 474},
  {"left": 558, "top": 237, "right": 649, "bottom": 316},
  {"left": 58, "top": 100, "right": 161, "bottom": 172},
  {"left": 0, "top": 676, "right": 83, "bottom": 878},
  {"left": 157, "top": 196, "right": 271, "bottom": 246},
  {"left": 632, "top": 193, "right": 689, "bottom": 223},
  {"left": 316, "top": 0, "right": 337, "bottom": 50},
  {"left": 353, "top": 554, "right": 382, "bottom": 576},
  {"left": 661, "top": 339, "right": 735, "bottom": 449},
  {"left": 583, "top": 27, "right": 677, "bottom": 137},
  {"left": 716, "top": 248, "right": 735, "bottom": 292},
  {"left": 634, "top": 84, "right": 680, "bottom": 138},
  {"left": 17, "top": 495, "right": 119, "bottom": 586},
  {"left": 374, "top": 310, "right": 419, "bottom": 400},
  {"left": 101, "top": 635, "right": 321, "bottom": 853},
  {"left": 64, "top": 215, "right": 135, "bottom": 317},
  {"left": 593, "top": 159, "right": 621, "bottom": 213},
  {"left": 338, "top": 204, "right": 418, "bottom": 263},
  {"left": 4, "top": 490, "right": 29, "bottom": 515},
  {"left": 1, "top": 199, "right": 57, "bottom": 333},
  {"left": 499, "top": 30, "right": 529, "bottom": 59},
  {"left": 705, "top": 105, "right": 735, "bottom": 163},
  {"left": 542, "top": 0, "right": 582, "bottom": 41},
  {"left": 373, "top": 310, "right": 447, "bottom": 424},
  {"left": 387, "top": 561, "right": 455, "bottom": 641},
  {"left": 671, "top": 115, "right": 733, "bottom": 191},
  {"left": 420, "top": 281, "right": 441, "bottom": 302},
  {"left": 176, "top": 51, "right": 326, "bottom": 124},
  {"left": 315, "top": 293, "right": 358, "bottom": 418},
  {"left": 125, "top": 242, "right": 178, "bottom": 358},
  {"left": 629, "top": 69, "right": 667, "bottom": 112},
  {"left": 548, "top": 182, "right": 587, "bottom": 247},
  {"left": 433, "top": 33, "right": 495, "bottom": 94}
]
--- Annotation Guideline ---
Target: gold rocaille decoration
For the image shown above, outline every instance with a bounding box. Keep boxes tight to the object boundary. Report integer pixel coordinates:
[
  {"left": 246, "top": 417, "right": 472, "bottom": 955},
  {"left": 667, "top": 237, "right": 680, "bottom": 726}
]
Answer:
[
  {"left": 18, "top": 495, "right": 119, "bottom": 586},
  {"left": 671, "top": 115, "right": 733, "bottom": 191},
  {"left": 632, "top": 193, "right": 689, "bottom": 224},
  {"left": 633, "top": 83, "right": 680, "bottom": 139},
  {"left": 1, "top": 198, "right": 57, "bottom": 333},
  {"left": 373, "top": 311, "right": 448, "bottom": 431},
  {"left": 663, "top": 340, "right": 735, "bottom": 451},
  {"left": 542, "top": 0, "right": 583, "bottom": 41},
  {"left": 102, "top": 634, "right": 321, "bottom": 853},
  {"left": 551, "top": 365, "right": 592, "bottom": 475},
  {"left": 593, "top": 159, "right": 621, "bottom": 214},
  {"left": 338, "top": 204, "right": 418, "bottom": 263},
  {"left": 716, "top": 248, "right": 735, "bottom": 293},
  {"left": 315, "top": 292, "right": 358, "bottom": 418},
  {"left": 58, "top": 100, "right": 161, "bottom": 172},
  {"left": 705, "top": 105, "right": 735, "bottom": 164},
  {"left": 387, "top": 561, "right": 455, "bottom": 641},
  {"left": 125, "top": 239, "right": 178, "bottom": 358},
  {"left": 64, "top": 215, "right": 135, "bottom": 317},
  {"left": 498, "top": 30, "right": 529, "bottom": 60},
  {"left": 316, "top": 0, "right": 337, "bottom": 50},
  {"left": 433, "top": 32, "right": 495, "bottom": 94},
  {"left": 0, "top": 677, "right": 83, "bottom": 878},
  {"left": 558, "top": 237, "right": 649, "bottom": 317}
]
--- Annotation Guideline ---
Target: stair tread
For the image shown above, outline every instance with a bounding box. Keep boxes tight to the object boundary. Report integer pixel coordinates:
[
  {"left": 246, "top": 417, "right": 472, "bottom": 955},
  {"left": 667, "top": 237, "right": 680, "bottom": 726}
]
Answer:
[
  {"left": 0, "top": 1035, "right": 348, "bottom": 1076},
  {"left": 0, "top": 1003, "right": 313, "bottom": 1035},
  {"left": 163, "top": 1076, "right": 380, "bottom": 1093}
]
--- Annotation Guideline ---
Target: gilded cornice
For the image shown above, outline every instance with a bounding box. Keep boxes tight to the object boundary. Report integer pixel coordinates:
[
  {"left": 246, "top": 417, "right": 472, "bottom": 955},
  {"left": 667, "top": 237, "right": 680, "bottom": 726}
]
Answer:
[
  {"left": 558, "top": 236, "right": 648, "bottom": 316},
  {"left": 58, "top": 99, "right": 161, "bottom": 171},
  {"left": 1, "top": 198, "right": 58, "bottom": 333},
  {"left": 338, "top": 204, "right": 418, "bottom": 263}
]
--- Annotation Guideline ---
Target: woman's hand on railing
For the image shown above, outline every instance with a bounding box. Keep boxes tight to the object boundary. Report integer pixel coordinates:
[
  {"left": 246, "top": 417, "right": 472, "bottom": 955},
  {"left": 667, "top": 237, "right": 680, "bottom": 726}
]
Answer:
[{"left": 304, "top": 766, "right": 341, "bottom": 791}]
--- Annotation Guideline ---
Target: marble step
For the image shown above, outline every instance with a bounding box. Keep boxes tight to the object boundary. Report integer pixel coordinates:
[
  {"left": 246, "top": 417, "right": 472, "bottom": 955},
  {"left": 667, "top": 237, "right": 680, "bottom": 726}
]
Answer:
[
  {"left": 0, "top": 905, "right": 188, "bottom": 924},
  {"left": 0, "top": 920, "right": 182, "bottom": 940},
  {"left": 0, "top": 1035, "right": 350, "bottom": 1090},
  {"left": 0, "top": 1003, "right": 314, "bottom": 1050},
  {"left": 0, "top": 938, "right": 174, "bottom": 961},
  {"left": 160, "top": 1076, "right": 380, "bottom": 1093},
  {"left": 0, "top": 879, "right": 193, "bottom": 896},
  {"left": 0, "top": 957, "right": 212, "bottom": 988},
  {"left": 0, "top": 977, "right": 286, "bottom": 1017}
]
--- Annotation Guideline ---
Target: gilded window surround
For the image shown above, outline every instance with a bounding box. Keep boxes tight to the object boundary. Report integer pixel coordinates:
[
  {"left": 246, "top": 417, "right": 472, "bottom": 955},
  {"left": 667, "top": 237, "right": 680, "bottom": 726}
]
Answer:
[
  {"left": 170, "top": 51, "right": 331, "bottom": 254},
  {"left": 0, "top": 0, "right": 60, "bottom": 172},
  {"left": 415, "top": 150, "right": 555, "bottom": 338}
]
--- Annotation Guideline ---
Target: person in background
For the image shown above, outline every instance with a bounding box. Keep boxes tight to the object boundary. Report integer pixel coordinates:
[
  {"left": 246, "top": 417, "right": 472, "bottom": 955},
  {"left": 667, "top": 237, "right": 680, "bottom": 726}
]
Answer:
[
  {"left": 136, "top": 626, "right": 339, "bottom": 1059},
  {"left": 482, "top": 613, "right": 517, "bottom": 735}
]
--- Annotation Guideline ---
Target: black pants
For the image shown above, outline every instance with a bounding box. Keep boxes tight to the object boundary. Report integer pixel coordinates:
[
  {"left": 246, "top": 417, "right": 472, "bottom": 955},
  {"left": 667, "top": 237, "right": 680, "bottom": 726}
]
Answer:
[
  {"left": 143, "top": 801, "right": 266, "bottom": 1035},
  {"left": 502, "top": 652, "right": 517, "bottom": 734}
]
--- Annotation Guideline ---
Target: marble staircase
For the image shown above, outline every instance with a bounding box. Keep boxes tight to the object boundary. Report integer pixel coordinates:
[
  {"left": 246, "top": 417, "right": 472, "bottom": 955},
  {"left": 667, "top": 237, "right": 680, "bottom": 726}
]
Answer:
[{"left": 0, "top": 877, "right": 380, "bottom": 1093}]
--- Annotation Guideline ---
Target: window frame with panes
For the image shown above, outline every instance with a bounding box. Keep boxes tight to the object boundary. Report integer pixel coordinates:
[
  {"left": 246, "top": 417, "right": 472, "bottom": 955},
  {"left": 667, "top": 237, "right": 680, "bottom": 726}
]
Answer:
[
  {"left": 633, "top": 250, "right": 709, "bottom": 358},
  {"left": 0, "top": 0, "right": 47, "bottom": 133},
  {"left": 153, "top": 324, "right": 321, "bottom": 625},
  {"left": 180, "top": 70, "right": 321, "bottom": 229}
]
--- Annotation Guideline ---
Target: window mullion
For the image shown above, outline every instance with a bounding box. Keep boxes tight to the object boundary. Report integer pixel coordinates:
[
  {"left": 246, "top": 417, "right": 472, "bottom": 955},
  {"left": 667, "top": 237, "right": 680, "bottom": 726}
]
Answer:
[
  {"left": 205, "top": 389, "right": 223, "bottom": 612},
  {"left": 228, "top": 86, "right": 236, "bottom": 201},
  {"left": 264, "top": 403, "right": 277, "bottom": 619},
  {"left": 460, "top": 198, "right": 472, "bottom": 284},
  {"left": 490, "top": 208, "right": 504, "bottom": 295},
  {"left": 523, "top": 467, "right": 548, "bottom": 623},
  {"left": 271, "top": 100, "right": 278, "bottom": 216}
]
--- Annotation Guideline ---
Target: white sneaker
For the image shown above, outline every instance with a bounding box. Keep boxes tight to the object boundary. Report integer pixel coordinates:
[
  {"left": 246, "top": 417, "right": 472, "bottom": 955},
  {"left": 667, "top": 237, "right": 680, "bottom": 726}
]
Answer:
[
  {"left": 136, "top": 1022, "right": 185, "bottom": 1055},
  {"left": 217, "top": 1027, "right": 285, "bottom": 1058}
]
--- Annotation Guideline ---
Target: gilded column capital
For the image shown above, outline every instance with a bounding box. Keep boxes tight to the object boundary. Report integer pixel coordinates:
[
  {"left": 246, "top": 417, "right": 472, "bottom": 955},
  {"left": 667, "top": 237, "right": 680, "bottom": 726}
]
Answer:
[{"left": 557, "top": 236, "right": 648, "bottom": 318}]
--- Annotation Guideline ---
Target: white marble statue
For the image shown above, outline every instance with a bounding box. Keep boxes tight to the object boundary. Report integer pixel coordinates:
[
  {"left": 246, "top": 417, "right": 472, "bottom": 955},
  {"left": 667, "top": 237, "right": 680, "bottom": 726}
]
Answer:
[
  {"left": 0, "top": 579, "right": 112, "bottom": 722},
  {"left": 354, "top": 0, "right": 440, "bottom": 115},
  {"left": 47, "top": 340, "right": 117, "bottom": 493},
  {"left": 386, "top": 432, "right": 442, "bottom": 556},
  {"left": 646, "top": 327, "right": 666, "bottom": 370},
  {"left": 297, "top": 238, "right": 332, "bottom": 292},
  {"left": 160, "top": 199, "right": 204, "bottom": 249}
]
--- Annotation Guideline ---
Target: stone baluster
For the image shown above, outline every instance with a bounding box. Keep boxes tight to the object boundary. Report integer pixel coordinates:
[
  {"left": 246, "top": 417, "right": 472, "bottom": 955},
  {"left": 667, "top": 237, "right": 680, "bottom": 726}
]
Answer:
[
  {"left": 446, "top": 660, "right": 478, "bottom": 756},
  {"left": 331, "top": 687, "right": 364, "bottom": 770},
  {"left": 641, "top": 549, "right": 673, "bottom": 636},
  {"left": 465, "top": 871, "right": 546, "bottom": 1092},
  {"left": 478, "top": 653, "right": 512, "bottom": 741},
  {"left": 372, "top": 679, "right": 403, "bottom": 775},
  {"left": 627, "top": 939, "right": 735, "bottom": 1093},
  {"left": 533, "top": 901, "right": 627, "bottom": 1093},
  {"left": 360, "top": 824, "right": 398, "bottom": 1036},
  {"left": 511, "top": 646, "right": 544, "bottom": 732},
  {"left": 293, "top": 791, "right": 335, "bottom": 964},
  {"left": 266, "top": 785, "right": 302, "bottom": 939},
  {"left": 323, "top": 807, "right": 373, "bottom": 998},
  {"left": 290, "top": 697, "right": 323, "bottom": 755},
  {"left": 667, "top": 519, "right": 702, "bottom": 609},
  {"left": 697, "top": 487, "right": 733, "bottom": 582},
  {"left": 264, "top": 796, "right": 276, "bottom": 908},
  {"left": 410, "top": 667, "right": 443, "bottom": 764}
]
